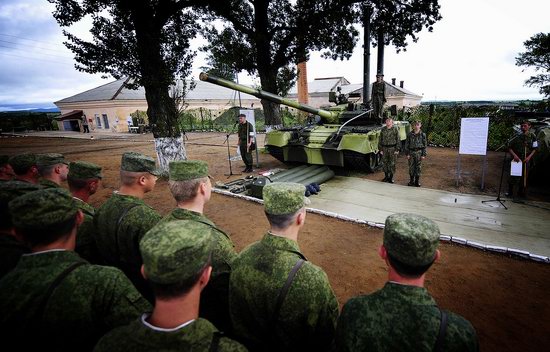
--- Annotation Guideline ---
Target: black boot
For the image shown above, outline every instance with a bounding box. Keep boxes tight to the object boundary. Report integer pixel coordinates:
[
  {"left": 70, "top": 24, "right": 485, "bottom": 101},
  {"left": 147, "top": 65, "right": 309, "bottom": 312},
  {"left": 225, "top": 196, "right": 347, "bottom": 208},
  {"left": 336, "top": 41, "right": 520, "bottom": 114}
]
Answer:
[
  {"left": 382, "top": 173, "right": 388, "bottom": 182},
  {"left": 415, "top": 176, "right": 421, "bottom": 187},
  {"left": 388, "top": 173, "right": 394, "bottom": 184},
  {"left": 408, "top": 176, "right": 415, "bottom": 186},
  {"left": 505, "top": 184, "right": 513, "bottom": 197}
]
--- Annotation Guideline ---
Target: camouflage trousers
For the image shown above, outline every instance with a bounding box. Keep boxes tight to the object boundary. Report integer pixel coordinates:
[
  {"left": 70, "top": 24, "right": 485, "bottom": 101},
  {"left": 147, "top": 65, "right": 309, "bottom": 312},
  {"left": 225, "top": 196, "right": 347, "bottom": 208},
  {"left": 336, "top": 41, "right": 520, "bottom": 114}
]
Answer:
[
  {"left": 408, "top": 150, "right": 423, "bottom": 177},
  {"left": 239, "top": 142, "right": 253, "bottom": 168},
  {"left": 381, "top": 147, "right": 397, "bottom": 174}
]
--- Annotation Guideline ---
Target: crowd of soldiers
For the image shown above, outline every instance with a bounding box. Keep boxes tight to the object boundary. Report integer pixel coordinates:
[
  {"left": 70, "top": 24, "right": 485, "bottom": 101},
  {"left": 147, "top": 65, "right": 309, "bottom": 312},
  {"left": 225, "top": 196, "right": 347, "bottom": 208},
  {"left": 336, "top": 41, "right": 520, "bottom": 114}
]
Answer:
[{"left": 0, "top": 151, "right": 478, "bottom": 351}]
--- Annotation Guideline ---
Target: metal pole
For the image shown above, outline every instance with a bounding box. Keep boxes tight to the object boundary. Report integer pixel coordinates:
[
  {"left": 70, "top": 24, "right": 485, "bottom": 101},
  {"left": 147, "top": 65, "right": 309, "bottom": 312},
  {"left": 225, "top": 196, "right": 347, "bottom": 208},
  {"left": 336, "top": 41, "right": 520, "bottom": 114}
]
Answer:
[
  {"left": 377, "top": 29, "right": 384, "bottom": 75},
  {"left": 363, "top": 6, "right": 371, "bottom": 108}
]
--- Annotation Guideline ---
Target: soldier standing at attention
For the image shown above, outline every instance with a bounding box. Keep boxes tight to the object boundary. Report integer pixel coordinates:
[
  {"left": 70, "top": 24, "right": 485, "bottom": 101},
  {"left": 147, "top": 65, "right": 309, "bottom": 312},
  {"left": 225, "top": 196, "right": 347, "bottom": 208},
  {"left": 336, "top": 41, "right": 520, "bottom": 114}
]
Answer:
[
  {"left": 94, "top": 152, "right": 162, "bottom": 302},
  {"left": 229, "top": 182, "right": 339, "bottom": 352},
  {"left": 378, "top": 116, "right": 400, "bottom": 183},
  {"left": 371, "top": 73, "right": 386, "bottom": 121},
  {"left": 94, "top": 220, "right": 247, "bottom": 352},
  {"left": 68, "top": 161, "right": 103, "bottom": 264},
  {"left": 335, "top": 213, "right": 479, "bottom": 352},
  {"left": 155, "top": 160, "right": 237, "bottom": 332},
  {"left": 507, "top": 120, "right": 538, "bottom": 202},
  {"left": 0, "top": 155, "right": 15, "bottom": 181},
  {"left": 237, "top": 113, "right": 254, "bottom": 173},
  {"left": 8, "top": 153, "right": 40, "bottom": 184},
  {"left": 405, "top": 120, "right": 428, "bottom": 187},
  {"left": 0, "top": 188, "right": 151, "bottom": 351},
  {"left": 36, "top": 153, "right": 69, "bottom": 189}
]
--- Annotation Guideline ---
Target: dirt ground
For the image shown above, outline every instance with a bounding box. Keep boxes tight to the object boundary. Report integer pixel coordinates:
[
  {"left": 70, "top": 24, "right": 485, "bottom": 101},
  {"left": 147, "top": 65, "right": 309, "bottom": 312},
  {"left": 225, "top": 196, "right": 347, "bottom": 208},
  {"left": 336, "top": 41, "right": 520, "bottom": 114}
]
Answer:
[{"left": 2, "top": 132, "right": 549, "bottom": 351}]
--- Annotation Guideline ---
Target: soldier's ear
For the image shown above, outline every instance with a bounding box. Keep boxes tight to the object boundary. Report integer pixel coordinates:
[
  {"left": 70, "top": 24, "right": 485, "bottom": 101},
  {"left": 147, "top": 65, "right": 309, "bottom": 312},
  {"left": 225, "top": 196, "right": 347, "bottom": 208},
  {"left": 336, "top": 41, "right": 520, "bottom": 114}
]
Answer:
[
  {"left": 75, "top": 210, "right": 84, "bottom": 226},
  {"left": 378, "top": 245, "right": 387, "bottom": 260},
  {"left": 199, "top": 266, "right": 212, "bottom": 290},
  {"left": 140, "top": 265, "right": 147, "bottom": 280},
  {"left": 434, "top": 249, "right": 441, "bottom": 262}
]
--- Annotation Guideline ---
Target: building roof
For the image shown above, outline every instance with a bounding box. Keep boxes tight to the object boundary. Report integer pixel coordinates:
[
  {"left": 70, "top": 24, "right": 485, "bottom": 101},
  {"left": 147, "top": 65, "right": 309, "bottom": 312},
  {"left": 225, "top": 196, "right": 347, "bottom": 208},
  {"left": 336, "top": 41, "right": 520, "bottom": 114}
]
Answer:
[
  {"left": 55, "top": 77, "right": 259, "bottom": 104},
  {"left": 53, "top": 109, "right": 83, "bottom": 121}
]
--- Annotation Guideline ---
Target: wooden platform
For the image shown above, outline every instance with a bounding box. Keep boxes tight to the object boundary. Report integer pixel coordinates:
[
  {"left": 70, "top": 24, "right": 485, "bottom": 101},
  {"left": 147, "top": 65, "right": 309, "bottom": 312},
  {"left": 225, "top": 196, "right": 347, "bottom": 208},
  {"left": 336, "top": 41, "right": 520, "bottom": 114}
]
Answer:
[{"left": 308, "top": 176, "right": 550, "bottom": 259}]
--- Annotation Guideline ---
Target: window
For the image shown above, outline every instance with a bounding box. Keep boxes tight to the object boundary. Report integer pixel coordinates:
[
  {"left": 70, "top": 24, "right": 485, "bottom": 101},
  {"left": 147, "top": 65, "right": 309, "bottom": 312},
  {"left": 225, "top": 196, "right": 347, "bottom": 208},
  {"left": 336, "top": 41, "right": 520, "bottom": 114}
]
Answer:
[
  {"left": 95, "top": 114, "right": 101, "bottom": 128},
  {"left": 102, "top": 114, "right": 109, "bottom": 129}
]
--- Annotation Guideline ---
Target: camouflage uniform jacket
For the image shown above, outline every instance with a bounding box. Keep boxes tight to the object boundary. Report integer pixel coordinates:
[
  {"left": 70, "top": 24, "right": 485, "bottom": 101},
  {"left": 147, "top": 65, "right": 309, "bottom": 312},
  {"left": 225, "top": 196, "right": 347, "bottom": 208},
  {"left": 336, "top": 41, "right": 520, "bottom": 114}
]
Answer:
[
  {"left": 0, "top": 250, "right": 151, "bottom": 352},
  {"left": 378, "top": 126, "right": 401, "bottom": 151},
  {"left": 229, "top": 232, "right": 339, "bottom": 352},
  {"left": 39, "top": 178, "right": 61, "bottom": 189},
  {"left": 73, "top": 197, "right": 102, "bottom": 264},
  {"left": 94, "top": 192, "right": 161, "bottom": 301},
  {"left": 94, "top": 316, "right": 247, "bottom": 352},
  {"left": 405, "top": 130, "right": 427, "bottom": 157},
  {"left": 508, "top": 131, "right": 538, "bottom": 160},
  {"left": 336, "top": 282, "right": 479, "bottom": 352},
  {"left": 157, "top": 208, "right": 237, "bottom": 333},
  {"left": 0, "top": 231, "right": 29, "bottom": 279},
  {"left": 238, "top": 121, "right": 254, "bottom": 144}
]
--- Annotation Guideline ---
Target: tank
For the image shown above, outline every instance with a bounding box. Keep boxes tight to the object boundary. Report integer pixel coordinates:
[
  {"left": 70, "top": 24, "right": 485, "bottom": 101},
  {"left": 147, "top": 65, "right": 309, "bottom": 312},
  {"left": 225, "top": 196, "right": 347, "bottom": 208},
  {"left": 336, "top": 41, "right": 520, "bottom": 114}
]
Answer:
[
  {"left": 199, "top": 72, "right": 410, "bottom": 172},
  {"left": 515, "top": 116, "right": 550, "bottom": 184}
]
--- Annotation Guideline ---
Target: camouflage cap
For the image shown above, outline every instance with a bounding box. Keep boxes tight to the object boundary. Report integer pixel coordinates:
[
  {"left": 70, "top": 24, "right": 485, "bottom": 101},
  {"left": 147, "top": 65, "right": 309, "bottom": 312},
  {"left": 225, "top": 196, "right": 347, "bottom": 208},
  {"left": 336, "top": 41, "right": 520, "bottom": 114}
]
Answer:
[
  {"left": 383, "top": 213, "right": 440, "bottom": 266},
  {"left": 140, "top": 220, "right": 215, "bottom": 284},
  {"left": 36, "top": 153, "right": 67, "bottom": 167},
  {"left": 68, "top": 161, "right": 102, "bottom": 180},
  {"left": 8, "top": 153, "right": 37, "bottom": 170},
  {"left": 121, "top": 152, "right": 161, "bottom": 176},
  {"left": 263, "top": 182, "right": 311, "bottom": 215},
  {"left": 0, "top": 155, "right": 9, "bottom": 165},
  {"left": 0, "top": 181, "right": 42, "bottom": 203},
  {"left": 169, "top": 160, "right": 209, "bottom": 181},
  {"left": 9, "top": 188, "right": 78, "bottom": 230}
]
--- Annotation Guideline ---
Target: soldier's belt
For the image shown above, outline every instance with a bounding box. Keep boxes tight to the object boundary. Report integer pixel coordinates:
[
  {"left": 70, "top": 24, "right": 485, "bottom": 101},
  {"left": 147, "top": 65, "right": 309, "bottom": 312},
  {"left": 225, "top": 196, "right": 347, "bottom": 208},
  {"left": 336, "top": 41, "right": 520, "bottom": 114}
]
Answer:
[{"left": 381, "top": 144, "right": 397, "bottom": 148}]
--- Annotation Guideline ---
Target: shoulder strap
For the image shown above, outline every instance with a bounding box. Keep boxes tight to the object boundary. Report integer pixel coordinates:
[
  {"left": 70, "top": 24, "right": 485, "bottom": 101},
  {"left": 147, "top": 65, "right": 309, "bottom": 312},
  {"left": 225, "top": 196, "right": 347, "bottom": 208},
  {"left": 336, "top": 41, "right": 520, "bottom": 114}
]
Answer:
[
  {"left": 37, "top": 261, "right": 86, "bottom": 320},
  {"left": 270, "top": 258, "right": 305, "bottom": 328},
  {"left": 114, "top": 203, "right": 141, "bottom": 259},
  {"left": 433, "top": 309, "right": 448, "bottom": 352},
  {"left": 209, "top": 331, "right": 222, "bottom": 352}
]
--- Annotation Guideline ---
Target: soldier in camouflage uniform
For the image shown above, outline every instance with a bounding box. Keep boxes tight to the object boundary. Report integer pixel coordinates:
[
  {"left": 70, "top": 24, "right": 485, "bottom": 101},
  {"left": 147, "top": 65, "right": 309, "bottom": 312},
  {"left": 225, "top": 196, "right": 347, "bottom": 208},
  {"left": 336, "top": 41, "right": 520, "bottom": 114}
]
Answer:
[
  {"left": 0, "top": 188, "right": 151, "bottom": 352},
  {"left": 8, "top": 153, "right": 40, "bottom": 184},
  {"left": 36, "top": 153, "right": 69, "bottom": 189},
  {"left": 237, "top": 114, "right": 254, "bottom": 173},
  {"left": 0, "top": 155, "right": 15, "bottom": 181},
  {"left": 0, "top": 181, "right": 40, "bottom": 278},
  {"left": 507, "top": 120, "right": 538, "bottom": 202},
  {"left": 405, "top": 120, "right": 428, "bottom": 187},
  {"left": 94, "top": 152, "right": 162, "bottom": 302},
  {"left": 336, "top": 213, "right": 478, "bottom": 352},
  {"left": 378, "top": 116, "right": 400, "bottom": 183},
  {"left": 94, "top": 220, "right": 247, "bottom": 352},
  {"left": 155, "top": 159, "right": 237, "bottom": 332},
  {"left": 229, "top": 182, "right": 339, "bottom": 352},
  {"left": 68, "top": 161, "right": 103, "bottom": 264},
  {"left": 371, "top": 73, "right": 386, "bottom": 121}
]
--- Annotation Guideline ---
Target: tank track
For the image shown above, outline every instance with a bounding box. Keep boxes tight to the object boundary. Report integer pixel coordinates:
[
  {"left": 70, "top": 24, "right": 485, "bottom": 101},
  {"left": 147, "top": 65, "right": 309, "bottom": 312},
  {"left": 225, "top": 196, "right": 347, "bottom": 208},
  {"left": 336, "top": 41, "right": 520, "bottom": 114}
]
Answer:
[
  {"left": 266, "top": 146, "right": 285, "bottom": 163},
  {"left": 343, "top": 151, "right": 380, "bottom": 172}
]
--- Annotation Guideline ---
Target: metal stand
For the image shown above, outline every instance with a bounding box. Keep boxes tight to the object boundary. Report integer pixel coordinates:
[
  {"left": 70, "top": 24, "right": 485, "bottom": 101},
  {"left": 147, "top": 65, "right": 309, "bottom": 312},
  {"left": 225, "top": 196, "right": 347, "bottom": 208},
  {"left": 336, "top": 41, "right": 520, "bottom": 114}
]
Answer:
[{"left": 224, "top": 123, "right": 241, "bottom": 178}]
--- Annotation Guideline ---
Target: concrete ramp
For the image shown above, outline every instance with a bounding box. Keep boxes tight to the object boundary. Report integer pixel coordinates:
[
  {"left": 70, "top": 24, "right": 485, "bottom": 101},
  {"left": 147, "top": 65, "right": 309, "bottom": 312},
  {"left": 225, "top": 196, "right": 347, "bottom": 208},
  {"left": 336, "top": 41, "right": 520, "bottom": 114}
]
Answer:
[{"left": 309, "top": 176, "right": 550, "bottom": 259}]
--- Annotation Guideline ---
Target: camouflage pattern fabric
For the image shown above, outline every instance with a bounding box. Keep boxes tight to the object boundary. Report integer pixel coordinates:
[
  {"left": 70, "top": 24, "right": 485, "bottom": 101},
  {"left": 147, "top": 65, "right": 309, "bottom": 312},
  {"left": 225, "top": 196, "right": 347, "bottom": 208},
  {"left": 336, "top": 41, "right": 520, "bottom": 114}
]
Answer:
[
  {"left": 508, "top": 131, "right": 538, "bottom": 186},
  {"left": 378, "top": 126, "right": 400, "bottom": 174},
  {"left": 238, "top": 121, "right": 254, "bottom": 168},
  {"left": 94, "top": 316, "right": 247, "bottom": 352},
  {"left": 263, "top": 182, "right": 310, "bottom": 215},
  {"left": 157, "top": 208, "right": 237, "bottom": 333},
  {"left": 39, "top": 178, "right": 62, "bottom": 189},
  {"left": 229, "top": 232, "right": 339, "bottom": 351},
  {"left": 0, "top": 232, "right": 29, "bottom": 279},
  {"left": 73, "top": 197, "right": 102, "bottom": 264},
  {"left": 94, "top": 192, "right": 161, "bottom": 302},
  {"left": 8, "top": 153, "right": 37, "bottom": 173},
  {"left": 169, "top": 160, "right": 209, "bottom": 181},
  {"left": 405, "top": 130, "right": 427, "bottom": 178},
  {"left": 36, "top": 153, "right": 67, "bottom": 168},
  {"left": 121, "top": 152, "right": 162, "bottom": 176},
  {"left": 0, "top": 250, "right": 151, "bottom": 352},
  {"left": 336, "top": 282, "right": 478, "bottom": 352},
  {"left": 371, "top": 81, "right": 386, "bottom": 120},
  {"left": 68, "top": 161, "right": 102, "bottom": 180}
]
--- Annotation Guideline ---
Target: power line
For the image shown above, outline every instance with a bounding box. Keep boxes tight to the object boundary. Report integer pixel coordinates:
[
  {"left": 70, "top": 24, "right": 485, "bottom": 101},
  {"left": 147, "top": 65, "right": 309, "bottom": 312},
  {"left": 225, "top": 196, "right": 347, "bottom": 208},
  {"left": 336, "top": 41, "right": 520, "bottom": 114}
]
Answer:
[
  {"left": 0, "top": 43, "right": 74, "bottom": 60},
  {"left": 0, "top": 51, "right": 75, "bottom": 66},
  {"left": 0, "top": 33, "right": 66, "bottom": 49},
  {"left": 0, "top": 38, "right": 72, "bottom": 55}
]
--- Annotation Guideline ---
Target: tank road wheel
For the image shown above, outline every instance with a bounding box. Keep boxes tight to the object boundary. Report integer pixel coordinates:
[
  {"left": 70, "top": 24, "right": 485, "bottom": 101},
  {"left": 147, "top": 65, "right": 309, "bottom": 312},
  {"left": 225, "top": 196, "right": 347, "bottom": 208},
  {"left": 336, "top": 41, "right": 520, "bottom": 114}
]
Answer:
[
  {"left": 343, "top": 151, "right": 379, "bottom": 173},
  {"left": 266, "top": 146, "right": 285, "bottom": 162},
  {"left": 368, "top": 152, "right": 381, "bottom": 172}
]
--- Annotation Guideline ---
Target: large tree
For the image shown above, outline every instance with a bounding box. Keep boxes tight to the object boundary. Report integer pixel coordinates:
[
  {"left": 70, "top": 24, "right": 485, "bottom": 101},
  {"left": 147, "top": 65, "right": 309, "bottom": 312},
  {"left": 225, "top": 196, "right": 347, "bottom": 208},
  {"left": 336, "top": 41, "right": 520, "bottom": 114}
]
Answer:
[
  {"left": 516, "top": 32, "right": 550, "bottom": 98},
  {"left": 48, "top": 0, "right": 201, "bottom": 171},
  {"left": 201, "top": 0, "right": 441, "bottom": 127}
]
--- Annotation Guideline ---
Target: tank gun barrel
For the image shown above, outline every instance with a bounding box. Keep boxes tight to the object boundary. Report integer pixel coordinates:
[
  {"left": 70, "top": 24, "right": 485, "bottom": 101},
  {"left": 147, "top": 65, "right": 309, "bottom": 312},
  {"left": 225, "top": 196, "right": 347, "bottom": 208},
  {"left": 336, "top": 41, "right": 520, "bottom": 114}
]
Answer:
[{"left": 199, "top": 72, "right": 338, "bottom": 122}]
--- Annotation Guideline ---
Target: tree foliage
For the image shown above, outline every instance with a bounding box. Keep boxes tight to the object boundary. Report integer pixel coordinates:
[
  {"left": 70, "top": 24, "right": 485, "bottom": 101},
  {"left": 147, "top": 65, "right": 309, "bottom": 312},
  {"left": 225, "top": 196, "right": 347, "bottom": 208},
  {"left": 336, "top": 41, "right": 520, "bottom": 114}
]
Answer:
[
  {"left": 200, "top": 0, "right": 441, "bottom": 126},
  {"left": 47, "top": 0, "right": 201, "bottom": 139},
  {"left": 516, "top": 32, "right": 550, "bottom": 98}
]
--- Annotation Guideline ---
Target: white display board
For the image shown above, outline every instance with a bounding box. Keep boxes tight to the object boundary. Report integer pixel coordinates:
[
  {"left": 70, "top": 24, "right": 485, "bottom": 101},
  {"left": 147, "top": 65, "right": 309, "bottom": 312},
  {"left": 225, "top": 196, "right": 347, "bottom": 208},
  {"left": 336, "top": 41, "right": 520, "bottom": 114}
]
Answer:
[{"left": 459, "top": 117, "right": 489, "bottom": 155}]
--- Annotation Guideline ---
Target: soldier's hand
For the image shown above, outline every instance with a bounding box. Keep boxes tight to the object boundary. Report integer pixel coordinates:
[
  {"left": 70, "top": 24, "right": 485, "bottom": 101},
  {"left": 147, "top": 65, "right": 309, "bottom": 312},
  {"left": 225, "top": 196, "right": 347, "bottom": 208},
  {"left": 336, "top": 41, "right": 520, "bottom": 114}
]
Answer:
[
  {"left": 513, "top": 156, "right": 520, "bottom": 162},
  {"left": 421, "top": 156, "right": 426, "bottom": 160},
  {"left": 379, "top": 150, "right": 384, "bottom": 155},
  {"left": 407, "top": 155, "right": 411, "bottom": 160}
]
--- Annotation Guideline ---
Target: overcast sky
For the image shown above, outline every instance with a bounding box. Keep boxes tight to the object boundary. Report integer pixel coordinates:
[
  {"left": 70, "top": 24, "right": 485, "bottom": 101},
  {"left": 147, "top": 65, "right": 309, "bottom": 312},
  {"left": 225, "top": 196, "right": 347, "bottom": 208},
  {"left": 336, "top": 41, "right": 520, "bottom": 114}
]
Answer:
[{"left": 0, "top": 0, "right": 549, "bottom": 110}]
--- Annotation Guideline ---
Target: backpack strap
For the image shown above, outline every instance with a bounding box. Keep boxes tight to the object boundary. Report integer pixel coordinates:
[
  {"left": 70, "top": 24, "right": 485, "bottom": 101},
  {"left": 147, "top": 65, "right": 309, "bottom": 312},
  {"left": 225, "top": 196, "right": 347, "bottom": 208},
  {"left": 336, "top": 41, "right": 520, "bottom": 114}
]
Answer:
[
  {"left": 113, "top": 203, "right": 140, "bottom": 259},
  {"left": 209, "top": 331, "right": 222, "bottom": 352},
  {"left": 433, "top": 309, "right": 448, "bottom": 352},
  {"left": 37, "top": 261, "right": 87, "bottom": 320},
  {"left": 270, "top": 258, "right": 305, "bottom": 328}
]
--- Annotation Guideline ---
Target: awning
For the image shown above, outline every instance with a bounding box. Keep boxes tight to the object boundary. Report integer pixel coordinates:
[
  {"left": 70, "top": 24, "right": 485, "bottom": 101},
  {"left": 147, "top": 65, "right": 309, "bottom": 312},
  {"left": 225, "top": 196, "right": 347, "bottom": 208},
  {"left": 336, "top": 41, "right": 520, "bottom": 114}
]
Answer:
[{"left": 54, "top": 110, "right": 83, "bottom": 121}]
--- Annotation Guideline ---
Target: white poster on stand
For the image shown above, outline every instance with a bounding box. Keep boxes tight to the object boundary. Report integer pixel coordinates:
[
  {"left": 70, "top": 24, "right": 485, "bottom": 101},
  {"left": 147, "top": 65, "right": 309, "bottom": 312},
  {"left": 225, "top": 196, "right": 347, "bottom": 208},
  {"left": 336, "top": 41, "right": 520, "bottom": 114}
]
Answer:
[{"left": 459, "top": 117, "right": 489, "bottom": 155}]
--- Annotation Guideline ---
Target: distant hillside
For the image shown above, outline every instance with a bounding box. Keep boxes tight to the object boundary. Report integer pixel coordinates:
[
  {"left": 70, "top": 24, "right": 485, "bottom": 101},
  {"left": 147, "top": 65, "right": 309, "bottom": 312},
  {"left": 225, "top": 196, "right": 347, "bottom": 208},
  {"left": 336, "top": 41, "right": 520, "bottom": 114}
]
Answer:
[{"left": 0, "top": 103, "right": 59, "bottom": 113}]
